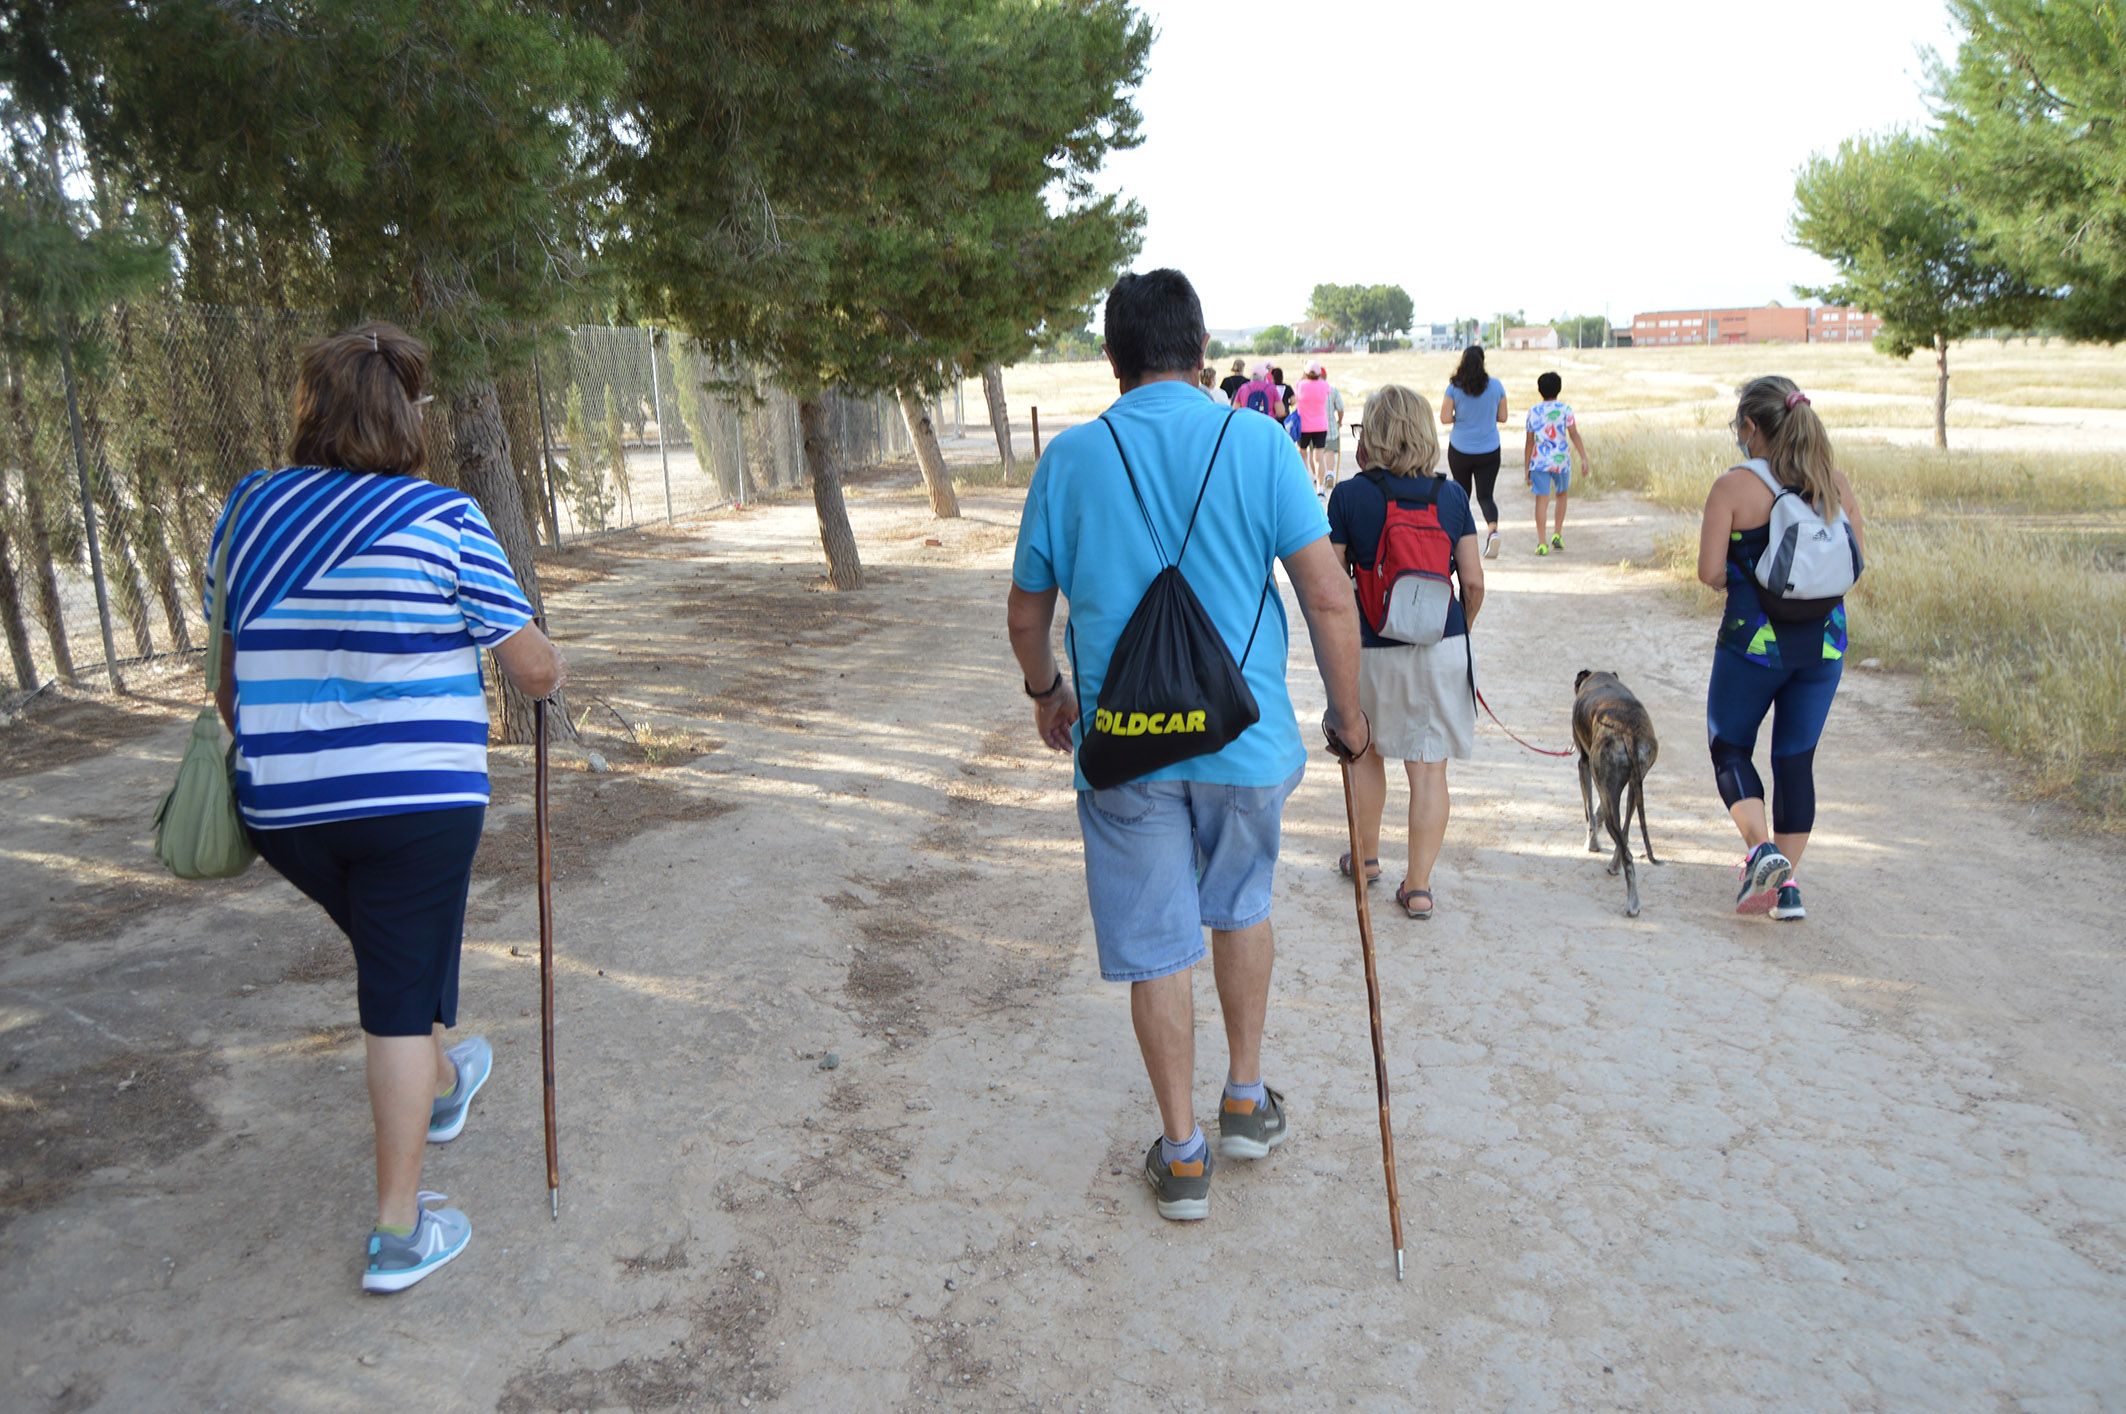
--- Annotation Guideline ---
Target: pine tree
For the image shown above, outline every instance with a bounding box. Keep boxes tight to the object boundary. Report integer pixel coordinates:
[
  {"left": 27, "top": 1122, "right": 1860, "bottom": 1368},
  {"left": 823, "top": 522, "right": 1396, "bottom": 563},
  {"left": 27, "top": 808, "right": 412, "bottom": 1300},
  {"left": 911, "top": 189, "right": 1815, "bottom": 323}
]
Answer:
[
  {"left": 1935, "top": 1, "right": 2124, "bottom": 341},
  {"left": 70, "top": 0, "right": 617, "bottom": 738},
  {"left": 1792, "top": 131, "right": 2045, "bottom": 449},
  {"left": 602, "top": 1, "right": 1148, "bottom": 582}
]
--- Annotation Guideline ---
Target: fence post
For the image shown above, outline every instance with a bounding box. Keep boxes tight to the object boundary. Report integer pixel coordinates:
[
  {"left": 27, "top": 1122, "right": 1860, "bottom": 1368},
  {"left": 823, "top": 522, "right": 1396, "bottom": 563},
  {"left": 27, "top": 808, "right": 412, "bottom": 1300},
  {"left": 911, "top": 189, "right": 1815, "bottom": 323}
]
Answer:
[
  {"left": 531, "top": 350, "right": 564, "bottom": 545},
  {"left": 649, "top": 329, "right": 674, "bottom": 523},
  {"left": 1031, "top": 405, "right": 1041, "bottom": 462},
  {"left": 56, "top": 334, "right": 126, "bottom": 693}
]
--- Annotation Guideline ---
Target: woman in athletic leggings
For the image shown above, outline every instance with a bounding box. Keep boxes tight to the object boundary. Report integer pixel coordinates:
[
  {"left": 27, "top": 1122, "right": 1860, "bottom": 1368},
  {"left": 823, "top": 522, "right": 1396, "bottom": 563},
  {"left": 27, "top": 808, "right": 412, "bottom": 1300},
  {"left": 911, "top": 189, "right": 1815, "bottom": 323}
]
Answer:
[
  {"left": 1440, "top": 345, "right": 1507, "bottom": 557},
  {"left": 1695, "top": 375, "right": 1867, "bottom": 920}
]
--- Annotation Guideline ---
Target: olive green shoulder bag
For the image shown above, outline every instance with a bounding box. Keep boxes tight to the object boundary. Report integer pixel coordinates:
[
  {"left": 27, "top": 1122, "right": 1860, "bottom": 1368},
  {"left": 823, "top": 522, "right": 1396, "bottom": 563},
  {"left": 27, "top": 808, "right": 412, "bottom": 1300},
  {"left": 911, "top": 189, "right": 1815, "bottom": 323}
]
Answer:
[{"left": 153, "top": 476, "right": 270, "bottom": 879}]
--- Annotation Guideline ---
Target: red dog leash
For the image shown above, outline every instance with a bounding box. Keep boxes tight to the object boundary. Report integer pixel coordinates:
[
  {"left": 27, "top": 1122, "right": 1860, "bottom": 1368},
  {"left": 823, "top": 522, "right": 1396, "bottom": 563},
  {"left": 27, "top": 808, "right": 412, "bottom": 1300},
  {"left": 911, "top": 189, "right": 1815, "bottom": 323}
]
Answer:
[{"left": 1474, "top": 684, "right": 1575, "bottom": 758}]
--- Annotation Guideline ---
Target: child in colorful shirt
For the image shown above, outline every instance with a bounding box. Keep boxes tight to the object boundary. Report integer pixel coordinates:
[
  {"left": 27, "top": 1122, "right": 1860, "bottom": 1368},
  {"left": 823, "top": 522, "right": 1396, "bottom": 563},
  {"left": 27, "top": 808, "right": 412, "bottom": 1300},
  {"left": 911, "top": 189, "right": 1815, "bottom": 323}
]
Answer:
[{"left": 1522, "top": 370, "right": 1591, "bottom": 555}]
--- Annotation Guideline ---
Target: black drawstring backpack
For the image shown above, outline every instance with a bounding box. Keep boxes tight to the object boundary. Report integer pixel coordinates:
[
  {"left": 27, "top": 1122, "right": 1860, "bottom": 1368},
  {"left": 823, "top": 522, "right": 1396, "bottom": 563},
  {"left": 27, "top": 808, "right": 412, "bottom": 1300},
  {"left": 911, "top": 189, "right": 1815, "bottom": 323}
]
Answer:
[{"left": 1070, "top": 410, "right": 1276, "bottom": 791}]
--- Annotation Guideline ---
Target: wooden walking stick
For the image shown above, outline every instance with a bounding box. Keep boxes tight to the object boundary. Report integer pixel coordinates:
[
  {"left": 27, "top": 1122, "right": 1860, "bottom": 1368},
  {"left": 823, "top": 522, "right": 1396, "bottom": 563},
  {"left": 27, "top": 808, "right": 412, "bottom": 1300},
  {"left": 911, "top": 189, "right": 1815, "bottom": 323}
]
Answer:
[
  {"left": 1338, "top": 755, "right": 1405, "bottom": 1280},
  {"left": 535, "top": 691, "right": 559, "bottom": 1219}
]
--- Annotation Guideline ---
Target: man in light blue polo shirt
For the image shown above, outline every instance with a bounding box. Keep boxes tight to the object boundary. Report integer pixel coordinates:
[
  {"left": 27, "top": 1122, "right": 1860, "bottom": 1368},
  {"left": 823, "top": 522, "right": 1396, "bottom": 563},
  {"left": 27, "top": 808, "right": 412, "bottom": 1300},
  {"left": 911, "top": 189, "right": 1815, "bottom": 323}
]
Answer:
[{"left": 1006, "top": 269, "right": 1367, "bottom": 1224}]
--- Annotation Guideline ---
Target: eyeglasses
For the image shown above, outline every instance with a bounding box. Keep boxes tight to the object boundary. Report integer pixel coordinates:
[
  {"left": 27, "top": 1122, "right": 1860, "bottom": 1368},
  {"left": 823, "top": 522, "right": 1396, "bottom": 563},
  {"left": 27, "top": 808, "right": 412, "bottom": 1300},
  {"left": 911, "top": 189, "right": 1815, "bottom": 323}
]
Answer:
[{"left": 411, "top": 394, "right": 435, "bottom": 408}]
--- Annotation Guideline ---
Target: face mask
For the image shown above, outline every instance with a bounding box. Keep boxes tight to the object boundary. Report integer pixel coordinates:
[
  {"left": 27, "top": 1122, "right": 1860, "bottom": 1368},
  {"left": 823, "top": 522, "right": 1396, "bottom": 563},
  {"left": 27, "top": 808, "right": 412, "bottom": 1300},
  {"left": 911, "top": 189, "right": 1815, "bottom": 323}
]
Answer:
[{"left": 1735, "top": 423, "right": 1752, "bottom": 457}]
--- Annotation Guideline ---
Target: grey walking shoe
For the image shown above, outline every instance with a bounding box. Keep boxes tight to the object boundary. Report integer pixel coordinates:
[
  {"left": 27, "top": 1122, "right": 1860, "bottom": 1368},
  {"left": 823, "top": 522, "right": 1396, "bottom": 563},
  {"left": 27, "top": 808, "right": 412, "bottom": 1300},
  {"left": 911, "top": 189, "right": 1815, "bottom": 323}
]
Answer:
[
  {"left": 1142, "top": 1138, "right": 1214, "bottom": 1222},
  {"left": 1217, "top": 1085, "right": 1290, "bottom": 1160},
  {"left": 1734, "top": 842, "right": 1793, "bottom": 915},
  {"left": 362, "top": 1192, "right": 471, "bottom": 1293},
  {"left": 429, "top": 1035, "right": 492, "bottom": 1143}
]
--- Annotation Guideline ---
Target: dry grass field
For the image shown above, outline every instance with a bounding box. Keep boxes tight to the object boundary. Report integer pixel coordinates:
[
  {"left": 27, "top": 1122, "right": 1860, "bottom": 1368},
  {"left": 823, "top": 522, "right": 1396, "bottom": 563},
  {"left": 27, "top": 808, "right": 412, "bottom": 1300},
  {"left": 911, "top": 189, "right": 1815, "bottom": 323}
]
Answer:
[
  {"left": 977, "top": 341, "right": 2126, "bottom": 827},
  {"left": 985, "top": 338, "right": 2126, "bottom": 435}
]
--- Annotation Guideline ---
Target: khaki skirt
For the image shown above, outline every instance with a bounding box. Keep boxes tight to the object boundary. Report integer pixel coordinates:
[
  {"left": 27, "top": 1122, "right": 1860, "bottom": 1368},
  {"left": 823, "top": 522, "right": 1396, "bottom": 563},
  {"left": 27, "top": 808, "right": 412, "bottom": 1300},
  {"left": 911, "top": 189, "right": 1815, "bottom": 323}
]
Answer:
[{"left": 1359, "top": 637, "right": 1475, "bottom": 763}]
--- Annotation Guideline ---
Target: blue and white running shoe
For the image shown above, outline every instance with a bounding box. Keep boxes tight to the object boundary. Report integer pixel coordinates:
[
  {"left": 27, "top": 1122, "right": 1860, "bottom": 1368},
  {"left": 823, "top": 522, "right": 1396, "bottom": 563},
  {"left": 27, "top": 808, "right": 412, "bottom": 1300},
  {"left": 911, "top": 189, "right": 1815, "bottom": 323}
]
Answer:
[
  {"left": 428, "top": 1035, "right": 492, "bottom": 1144},
  {"left": 362, "top": 1193, "right": 470, "bottom": 1293},
  {"left": 1735, "top": 842, "right": 1793, "bottom": 915}
]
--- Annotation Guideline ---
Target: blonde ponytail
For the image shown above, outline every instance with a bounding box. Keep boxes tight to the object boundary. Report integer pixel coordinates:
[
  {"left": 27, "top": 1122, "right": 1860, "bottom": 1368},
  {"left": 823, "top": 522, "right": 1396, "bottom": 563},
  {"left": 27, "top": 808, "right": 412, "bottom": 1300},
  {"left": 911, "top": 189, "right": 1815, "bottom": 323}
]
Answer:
[{"left": 1738, "top": 375, "right": 1840, "bottom": 522}]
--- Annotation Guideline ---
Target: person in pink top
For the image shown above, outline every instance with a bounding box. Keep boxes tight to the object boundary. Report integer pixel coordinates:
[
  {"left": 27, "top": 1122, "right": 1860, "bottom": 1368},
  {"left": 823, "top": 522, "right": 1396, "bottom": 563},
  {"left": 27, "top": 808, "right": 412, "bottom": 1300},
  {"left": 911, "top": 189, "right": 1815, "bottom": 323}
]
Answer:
[
  {"left": 1294, "top": 363, "right": 1337, "bottom": 494},
  {"left": 1232, "top": 361, "right": 1282, "bottom": 420}
]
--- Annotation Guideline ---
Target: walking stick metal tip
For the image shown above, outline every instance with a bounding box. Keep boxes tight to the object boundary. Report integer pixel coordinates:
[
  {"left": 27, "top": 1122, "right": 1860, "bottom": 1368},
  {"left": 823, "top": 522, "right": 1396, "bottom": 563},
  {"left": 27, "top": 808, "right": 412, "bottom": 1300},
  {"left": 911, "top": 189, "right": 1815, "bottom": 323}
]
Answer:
[
  {"left": 550, "top": 1188, "right": 559, "bottom": 1221},
  {"left": 1396, "top": 1249, "right": 1405, "bottom": 1282}
]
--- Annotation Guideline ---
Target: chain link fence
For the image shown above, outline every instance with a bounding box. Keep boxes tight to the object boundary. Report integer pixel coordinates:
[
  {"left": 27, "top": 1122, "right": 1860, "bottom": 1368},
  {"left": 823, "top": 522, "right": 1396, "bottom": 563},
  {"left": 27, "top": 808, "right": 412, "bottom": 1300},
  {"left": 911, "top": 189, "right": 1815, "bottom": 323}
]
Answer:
[
  {"left": 534, "top": 325, "right": 910, "bottom": 538},
  {"left": 0, "top": 305, "right": 914, "bottom": 694}
]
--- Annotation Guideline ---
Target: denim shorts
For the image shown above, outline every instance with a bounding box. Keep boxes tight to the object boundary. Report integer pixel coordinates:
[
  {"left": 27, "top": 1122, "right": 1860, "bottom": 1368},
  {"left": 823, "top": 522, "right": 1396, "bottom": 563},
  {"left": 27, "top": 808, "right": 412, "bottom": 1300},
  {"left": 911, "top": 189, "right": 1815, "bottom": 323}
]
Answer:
[
  {"left": 1529, "top": 466, "right": 1571, "bottom": 496},
  {"left": 1074, "top": 765, "right": 1304, "bottom": 982}
]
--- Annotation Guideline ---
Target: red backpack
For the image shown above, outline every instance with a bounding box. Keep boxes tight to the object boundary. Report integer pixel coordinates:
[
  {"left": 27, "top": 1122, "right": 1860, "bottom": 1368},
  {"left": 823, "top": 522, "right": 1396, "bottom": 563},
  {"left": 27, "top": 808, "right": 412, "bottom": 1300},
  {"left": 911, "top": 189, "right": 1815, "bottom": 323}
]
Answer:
[{"left": 1351, "top": 472, "right": 1455, "bottom": 645}]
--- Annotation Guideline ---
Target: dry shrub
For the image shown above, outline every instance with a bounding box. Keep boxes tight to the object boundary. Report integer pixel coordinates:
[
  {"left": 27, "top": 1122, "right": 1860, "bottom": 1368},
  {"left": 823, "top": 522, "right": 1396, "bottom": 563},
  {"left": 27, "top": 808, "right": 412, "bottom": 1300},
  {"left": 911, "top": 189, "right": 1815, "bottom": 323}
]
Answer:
[
  {"left": 1590, "top": 422, "right": 2126, "bottom": 519},
  {"left": 1852, "top": 520, "right": 2126, "bottom": 823}
]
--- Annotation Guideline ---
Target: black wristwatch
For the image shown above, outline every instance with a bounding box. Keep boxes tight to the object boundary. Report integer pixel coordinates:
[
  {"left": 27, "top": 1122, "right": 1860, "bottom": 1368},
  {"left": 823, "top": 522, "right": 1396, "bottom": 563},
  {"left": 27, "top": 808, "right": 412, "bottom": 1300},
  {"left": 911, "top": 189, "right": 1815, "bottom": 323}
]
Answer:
[{"left": 1024, "top": 670, "right": 1064, "bottom": 700}]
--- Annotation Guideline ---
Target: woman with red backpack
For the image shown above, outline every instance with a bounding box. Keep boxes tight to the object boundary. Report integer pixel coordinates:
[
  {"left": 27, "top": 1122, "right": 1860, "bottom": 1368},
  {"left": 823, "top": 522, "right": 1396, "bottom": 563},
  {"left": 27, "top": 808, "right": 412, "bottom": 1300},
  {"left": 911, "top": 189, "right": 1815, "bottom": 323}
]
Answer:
[{"left": 1325, "top": 385, "right": 1487, "bottom": 919}]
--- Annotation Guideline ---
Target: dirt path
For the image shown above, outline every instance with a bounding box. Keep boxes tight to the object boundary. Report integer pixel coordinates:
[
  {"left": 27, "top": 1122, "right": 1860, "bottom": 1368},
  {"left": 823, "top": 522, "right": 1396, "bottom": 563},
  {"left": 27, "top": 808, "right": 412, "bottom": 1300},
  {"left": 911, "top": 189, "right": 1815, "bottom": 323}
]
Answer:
[{"left": 3, "top": 474, "right": 2123, "bottom": 1410}]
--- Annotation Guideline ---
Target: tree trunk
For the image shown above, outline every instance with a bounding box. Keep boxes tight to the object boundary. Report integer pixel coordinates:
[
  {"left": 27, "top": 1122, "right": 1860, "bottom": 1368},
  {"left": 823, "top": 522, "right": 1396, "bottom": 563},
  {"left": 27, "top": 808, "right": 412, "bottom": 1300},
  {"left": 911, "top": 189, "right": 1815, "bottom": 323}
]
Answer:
[
  {"left": 0, "top": 477, "right": 39, "bottom": 689},
  {"left": 980, "top": 362, "right": 1017, "bottom": 480},
  {"left": 448, "top": 379, "right": 568, "bottom": 745},
  {"left": 896, "top": 387, "right": 961, "bottom": 519},
  {"left": 6, "top": 345, "right": 76, "bottom": 683},
  {"left": 56, "top": 336, "right": 126, "bottom": 693},
  {"left": 87, "top": 425, "right": 158, "bottom": 661},
  {"left": 1934, "top": 331, "right": 1949, "bottom": 451},
  {"left": 114, "top": 301, "right": 193, "bottom": 653},
  {"left": 798, "top": 396, "right": 864, "bottom": 590}
]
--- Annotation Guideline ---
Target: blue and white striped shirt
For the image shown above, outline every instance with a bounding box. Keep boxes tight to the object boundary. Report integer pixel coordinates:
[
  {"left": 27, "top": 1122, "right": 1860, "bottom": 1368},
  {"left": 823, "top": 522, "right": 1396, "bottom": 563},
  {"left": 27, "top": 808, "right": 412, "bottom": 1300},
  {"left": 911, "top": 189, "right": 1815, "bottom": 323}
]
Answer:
[{"left": 203, "top": 467, "right": 535, "bottom": 830}]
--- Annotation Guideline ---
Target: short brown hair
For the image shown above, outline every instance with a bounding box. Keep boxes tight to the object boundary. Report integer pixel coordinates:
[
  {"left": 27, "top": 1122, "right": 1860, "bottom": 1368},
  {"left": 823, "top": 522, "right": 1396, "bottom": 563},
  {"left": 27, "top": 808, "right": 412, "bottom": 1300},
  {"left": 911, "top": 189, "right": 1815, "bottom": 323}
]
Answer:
[
  {"left": 289, "top": 321, "right": 430, "bottom": 475},
  {"left": 1358, "top": 384, "right": 1441, "bottom": 476}
]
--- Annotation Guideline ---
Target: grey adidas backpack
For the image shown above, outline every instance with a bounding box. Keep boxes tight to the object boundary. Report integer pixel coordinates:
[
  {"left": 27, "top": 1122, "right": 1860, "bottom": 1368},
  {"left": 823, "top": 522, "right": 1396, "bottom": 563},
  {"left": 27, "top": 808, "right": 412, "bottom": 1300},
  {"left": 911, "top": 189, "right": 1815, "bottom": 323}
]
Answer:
[{"left": 1741, "top": 458, "right": 1861, "bottom": 613}]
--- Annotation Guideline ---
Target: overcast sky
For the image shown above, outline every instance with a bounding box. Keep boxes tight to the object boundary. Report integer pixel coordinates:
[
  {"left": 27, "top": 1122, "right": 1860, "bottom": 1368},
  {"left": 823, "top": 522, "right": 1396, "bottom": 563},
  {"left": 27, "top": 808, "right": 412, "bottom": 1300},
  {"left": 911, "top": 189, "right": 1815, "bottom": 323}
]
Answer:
[{"left": 1094, "top": 0, "right": 1960, "bottom": 330}]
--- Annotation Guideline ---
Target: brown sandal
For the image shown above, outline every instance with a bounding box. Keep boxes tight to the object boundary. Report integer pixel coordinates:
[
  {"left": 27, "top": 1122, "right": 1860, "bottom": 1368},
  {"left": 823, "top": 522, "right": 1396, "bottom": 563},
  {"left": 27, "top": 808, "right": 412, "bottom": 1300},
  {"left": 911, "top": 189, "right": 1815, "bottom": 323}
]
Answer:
[
  {"left": 1395, "top": 883, "right": 1433, "bottom": 920},
  {"left": 1338, "top": 852, "right": 1381, "bottom": 885}
]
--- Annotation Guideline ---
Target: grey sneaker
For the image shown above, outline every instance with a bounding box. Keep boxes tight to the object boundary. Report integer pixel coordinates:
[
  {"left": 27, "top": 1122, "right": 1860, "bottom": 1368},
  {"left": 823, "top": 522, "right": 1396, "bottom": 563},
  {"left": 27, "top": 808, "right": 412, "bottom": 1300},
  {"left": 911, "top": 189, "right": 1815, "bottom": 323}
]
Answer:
[
  {"left": 429, "top": 1035, "right": 492, "bottom": 1143},
  {"left": 1735, "top": 842, "right": 1793, "bottom": 915},
  {"left": 1217, "top": 1085, "right": 1290, "bottom": 1160},
  {"left": 1143, "top": 1138, "right": 1214, "bottom": 1222},
  {"left": 362, "top": 1193, "right": 470, "bottom": 1293}
]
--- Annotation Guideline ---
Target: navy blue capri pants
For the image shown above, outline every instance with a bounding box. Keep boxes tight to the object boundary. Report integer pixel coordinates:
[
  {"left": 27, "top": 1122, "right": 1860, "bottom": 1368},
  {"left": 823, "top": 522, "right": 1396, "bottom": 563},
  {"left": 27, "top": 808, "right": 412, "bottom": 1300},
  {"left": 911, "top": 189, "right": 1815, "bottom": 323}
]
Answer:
[
  {"left": 249, "top": 806, "right": 486, "bottom": 1036},
  {"left": 1706, "top": 646, "right": 1842, "bottom": 835}
]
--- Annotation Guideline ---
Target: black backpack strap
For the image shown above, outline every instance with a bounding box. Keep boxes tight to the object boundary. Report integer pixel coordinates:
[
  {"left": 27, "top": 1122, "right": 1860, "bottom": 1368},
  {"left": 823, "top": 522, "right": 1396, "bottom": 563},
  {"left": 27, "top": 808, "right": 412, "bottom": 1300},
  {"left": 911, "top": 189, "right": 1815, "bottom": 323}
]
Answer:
[
  {"left": 1237, "top": 571, "right": 1276, "bottom": 668},
  {"left": 1106, "top": 408, "right": 1270, "bottom": 666},
  {"left": 1174, "top": 411, "right": 1238, "bottom": 568},
  {"left": 1100, "top": 415, "right": 1169, "bottom": 565}
]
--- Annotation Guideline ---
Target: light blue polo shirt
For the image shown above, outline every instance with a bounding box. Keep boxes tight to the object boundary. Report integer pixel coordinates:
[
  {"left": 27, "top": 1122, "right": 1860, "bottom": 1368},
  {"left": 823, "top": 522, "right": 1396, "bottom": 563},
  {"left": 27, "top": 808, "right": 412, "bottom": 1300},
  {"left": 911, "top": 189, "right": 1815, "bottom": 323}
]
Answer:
[{"left": 1013, "top": 379, "right": 1329, "bottom": 791}]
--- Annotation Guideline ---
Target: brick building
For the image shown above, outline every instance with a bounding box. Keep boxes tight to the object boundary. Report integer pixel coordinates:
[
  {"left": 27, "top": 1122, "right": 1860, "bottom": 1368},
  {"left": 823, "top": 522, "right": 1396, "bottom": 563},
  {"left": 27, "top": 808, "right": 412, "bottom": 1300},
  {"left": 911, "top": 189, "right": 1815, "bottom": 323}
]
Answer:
[
  {"left": 1806, "top": 306, "right": 1883, "bottom": 343},
  {"left": 1629, "top": 303, "right": 1880, "bottom": 346}
]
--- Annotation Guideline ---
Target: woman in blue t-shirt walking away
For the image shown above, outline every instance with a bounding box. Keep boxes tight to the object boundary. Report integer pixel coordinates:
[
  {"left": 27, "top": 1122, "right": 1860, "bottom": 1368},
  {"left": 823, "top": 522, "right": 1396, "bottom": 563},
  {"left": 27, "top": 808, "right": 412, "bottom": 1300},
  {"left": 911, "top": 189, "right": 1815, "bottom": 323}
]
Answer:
[{"left": 1439, "top": 345, "right": 1508, "bottom": 559}]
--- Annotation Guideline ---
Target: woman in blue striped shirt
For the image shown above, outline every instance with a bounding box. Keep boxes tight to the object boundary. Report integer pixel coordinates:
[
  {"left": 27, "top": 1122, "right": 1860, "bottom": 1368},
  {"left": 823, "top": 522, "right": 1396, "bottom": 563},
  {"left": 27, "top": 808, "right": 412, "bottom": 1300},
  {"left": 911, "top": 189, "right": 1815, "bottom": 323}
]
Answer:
[{"left": 205, "top": 323, "right": 566, "bottom": 1292}]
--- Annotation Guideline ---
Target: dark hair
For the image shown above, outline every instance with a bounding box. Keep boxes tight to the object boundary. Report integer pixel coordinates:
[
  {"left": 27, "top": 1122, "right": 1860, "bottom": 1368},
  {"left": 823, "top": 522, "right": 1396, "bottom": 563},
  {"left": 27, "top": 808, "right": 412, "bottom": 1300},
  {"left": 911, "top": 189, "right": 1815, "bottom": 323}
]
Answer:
[
  {"left": 1537, "top": 371, "right": 1562, "bottom": 400},
  {"left": 1450, "top": 345, "right": 1489, "bottom": 397},
  {"left": 290, "top": 321, "right": 430, "bottom": 475},
  {"left": 1103, "top": 269, "right": 1207, "bottom": 381},
  {"left": 1270, "top": 366, "right": 1285, "bottom": 388}
]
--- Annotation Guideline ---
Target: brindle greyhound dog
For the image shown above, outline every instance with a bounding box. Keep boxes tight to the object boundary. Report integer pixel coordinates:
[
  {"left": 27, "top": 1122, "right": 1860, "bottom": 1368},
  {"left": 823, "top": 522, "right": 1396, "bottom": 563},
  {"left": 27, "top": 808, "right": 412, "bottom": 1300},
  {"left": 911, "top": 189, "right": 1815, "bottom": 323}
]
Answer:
[{"left": 1572, "top": 670, "right": 1661, "bottom": 916}]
